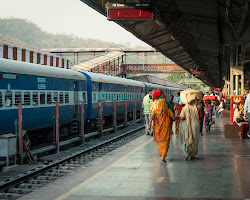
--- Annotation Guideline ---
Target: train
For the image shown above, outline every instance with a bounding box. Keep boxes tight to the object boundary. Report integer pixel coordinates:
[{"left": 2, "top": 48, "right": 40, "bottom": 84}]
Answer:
[{"left": 0, "top": 58, "right": 180, "bottom": 144}]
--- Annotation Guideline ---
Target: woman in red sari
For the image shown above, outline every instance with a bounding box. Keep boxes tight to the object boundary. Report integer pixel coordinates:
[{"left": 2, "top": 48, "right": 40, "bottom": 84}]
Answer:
[{"left": 148, "top": 89, "right": 177, "bottom": 162}]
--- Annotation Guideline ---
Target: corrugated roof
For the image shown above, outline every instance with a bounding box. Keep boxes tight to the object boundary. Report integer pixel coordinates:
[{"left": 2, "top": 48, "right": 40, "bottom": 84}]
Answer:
[
  {"left": 72, "top": 51, "right": 125, "bottom": 71},
  {"left": 0, "top": 34, "right": 57, "bottom": 57},
  {"left": 147, "top": 75, "right": 188, "bottom": 90}
]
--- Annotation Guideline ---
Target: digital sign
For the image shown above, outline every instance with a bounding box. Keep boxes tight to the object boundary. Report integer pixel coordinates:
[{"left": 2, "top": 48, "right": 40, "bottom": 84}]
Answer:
[
  {"left": 192, "top": 70, "right": 205, "bottom": 75},
  {"left": 107, "top": 3, "right": 153, "bottom": 21}
]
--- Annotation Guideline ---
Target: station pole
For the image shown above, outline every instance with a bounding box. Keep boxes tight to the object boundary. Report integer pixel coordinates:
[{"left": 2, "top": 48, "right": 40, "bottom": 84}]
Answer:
[
  {"left": 125, "top": 100, "right": 127, "bottom": 127},
  {"left": 134, "top": 100, "right": 137, "bottom": 123},
  {"left": 230, "top": 98, "right": 233, "bottom": 124},
  {"left": 56, "top": 102, "right": 59, "bottom": 153},
  {"left": 99, "top": 101, "right": 103, "bottom": 136},
  {"left": 18, "top": 104, "right": 23, "bottom": 165},
  {"left": 80, "top": 101, "right": 84, "bottom": 144},
  {"left": 114, "top": 100, "right": 117, "bottom": 132}
]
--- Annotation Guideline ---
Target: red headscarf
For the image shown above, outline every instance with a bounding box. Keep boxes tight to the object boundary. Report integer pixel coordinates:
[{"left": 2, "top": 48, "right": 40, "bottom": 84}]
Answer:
[{"left": 152, "top": 89, "right": 164, "bottom": 99}]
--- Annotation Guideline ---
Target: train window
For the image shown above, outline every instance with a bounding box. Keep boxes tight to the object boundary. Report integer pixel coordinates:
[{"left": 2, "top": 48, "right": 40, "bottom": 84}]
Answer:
[
  {"left": 14, "top": 92, "right": 22, "bottom": 105},
  {"left": 65, "top": 92, "right": 69, "bottom": 103},
  {"left": 59, "top": 92, "right": 64, "bottom": 104},
  {"left": 109, "top": 93, "right": 111, "bottom": 101},
  {"left": 40, "top": 92, "right": 45, "bottom": 104},
  {"left": 24, "top": 92, "right": 30, "bottom": 105},
  {"left": 53, "top": 92, "right": 58, "bottom": 102},
  {"left": 105, "top": 94, "right": 108, "bottom": 101},
  {"left": 47, "top": 92, "right": 52, "bottom": 104},
  {"left": 93, "top": 93, "right": 97, "bottom": 102},
  {"left": 82, "top": 92, "right": 86, "bottom": 102},
  {"left": 0, "top": 92, "right": 2, "bottom": 107},
  {"left": 32, "top": 92, "right": 38, "bottom": 105},
  {"left": 5, "top": 92, "right": 12, "bottom": 107}
]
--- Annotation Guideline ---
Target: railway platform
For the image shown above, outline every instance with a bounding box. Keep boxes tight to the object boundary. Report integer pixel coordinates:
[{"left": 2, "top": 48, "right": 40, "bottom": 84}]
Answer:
[{"left": 17, "top": 115, "right": 249, "bottom": 200}]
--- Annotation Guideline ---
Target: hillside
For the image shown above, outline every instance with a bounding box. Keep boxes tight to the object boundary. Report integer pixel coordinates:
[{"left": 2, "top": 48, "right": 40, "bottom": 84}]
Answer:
[{"left": 0, "top": 18, "right": 124, "bottom": 49}]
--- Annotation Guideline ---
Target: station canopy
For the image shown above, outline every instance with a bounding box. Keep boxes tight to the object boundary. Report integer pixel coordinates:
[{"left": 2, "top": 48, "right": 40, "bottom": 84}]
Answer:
[
  {"left": 72, "top": 50, "right": 125, "bottom": 71},
  {"left": 80, "top": 0, "right": 250, "bottom": 88}
]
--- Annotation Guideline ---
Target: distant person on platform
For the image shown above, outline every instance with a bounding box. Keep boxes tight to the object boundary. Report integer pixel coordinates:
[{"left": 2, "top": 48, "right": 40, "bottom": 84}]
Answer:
[
  {"left": 243, "top": 88, "right": 250, "bottom": 137},
  {"left": 142, "top": 91, "right": 153, "bottom": 135}
]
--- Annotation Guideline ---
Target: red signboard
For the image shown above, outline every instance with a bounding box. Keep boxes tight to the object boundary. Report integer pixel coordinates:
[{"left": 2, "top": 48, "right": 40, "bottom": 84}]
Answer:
[
  {"left": 192, "top": 70, "right": 205, "bottom": 74},
  {"left": 215, "top": 88, "right": 221, "bottom": 91},
  {"left": 204, "top": 81, "right": 211, "bottom": 83},
  {"left": 107, "top": 3, "right": 153, "bottom": 20}
]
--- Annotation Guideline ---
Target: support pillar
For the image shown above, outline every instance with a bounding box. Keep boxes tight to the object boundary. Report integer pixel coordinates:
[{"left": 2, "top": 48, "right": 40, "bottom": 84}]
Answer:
[
  {"left": 114, "top": 100, "right": 117, "bottom": 132},
  {"left": 80, "top": 102, "right": 84, "bottom": 144},
  {"left": 18, "top": 104, "right": 23, "bottom": 165},
  {"left": 125, "top": 100, "right": 127, "bottom": 127},
  {"left": 56, "top": 102, "right": 59, "bottom": 153},
  {"left": 229, "top": 45, "right": 245, "bottom": 95},
  {"left": 235, "top": 75, "right": 239, "bottom": 95}
]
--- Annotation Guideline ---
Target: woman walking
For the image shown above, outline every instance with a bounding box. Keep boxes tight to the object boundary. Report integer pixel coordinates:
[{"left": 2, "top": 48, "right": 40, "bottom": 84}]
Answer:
[
  {"left": 148, "top": 89, "right": 177, "bottom": 162},
  {"left": 178, "top": 89, "right": 202, "bottom": 161}
]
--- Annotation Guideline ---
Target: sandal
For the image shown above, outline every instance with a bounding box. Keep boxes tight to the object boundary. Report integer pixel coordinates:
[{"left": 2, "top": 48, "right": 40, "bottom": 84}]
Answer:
[
  {"left": 184, "top": 156, "right": 189, "bottom": 161},
  {"left": 191, "top": 156, "right": 196, "bottom": 160}
]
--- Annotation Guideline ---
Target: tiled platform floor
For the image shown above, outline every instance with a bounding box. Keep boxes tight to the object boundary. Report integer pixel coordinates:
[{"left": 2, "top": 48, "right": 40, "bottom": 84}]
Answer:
[{"left": 20, "top": 117, "right": 250, "bottom": 200}]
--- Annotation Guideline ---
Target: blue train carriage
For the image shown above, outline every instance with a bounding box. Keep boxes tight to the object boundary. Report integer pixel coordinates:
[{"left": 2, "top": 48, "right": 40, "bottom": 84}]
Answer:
[
  {"left": 143, "top": 82, "right": 179, "bottom": 99},
  {"left": 78, "top": 71, "right": 145, "bottom": 128},
  {"left": 0, "top": 58, "right": 87, "bottom": 143}
]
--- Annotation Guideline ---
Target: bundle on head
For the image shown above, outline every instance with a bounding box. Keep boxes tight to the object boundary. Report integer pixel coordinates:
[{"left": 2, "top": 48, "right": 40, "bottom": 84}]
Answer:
[{"left": 180, "top": 88, "right": 203, "bottom": 105}]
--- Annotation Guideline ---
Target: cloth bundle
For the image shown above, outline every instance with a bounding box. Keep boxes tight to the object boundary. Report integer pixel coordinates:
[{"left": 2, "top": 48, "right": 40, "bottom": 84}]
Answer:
[{"left": 180, "top": 88, "right": 203, "bottom": 105}]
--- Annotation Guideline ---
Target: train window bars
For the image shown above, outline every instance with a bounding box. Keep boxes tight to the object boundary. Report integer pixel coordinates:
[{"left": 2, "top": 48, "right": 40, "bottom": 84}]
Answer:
[
  {"left": 15, "top": 92, "right": 22, "bottom": 106},
  {"left": 0, "top": 92, "right": 2, "bottom": 107},
  {"left": 47, "top": 92, "right": 52, "bottom": 104},
  {"left": 59, "top": 92, "right": 64, "bottom": 104},
  {"left": 32, "top": 92, "right": 38, "bottom": 105},
  {"left": 40, "top": 92, "right": 45, "bottom": 105},
  {"left": 53, "top": 92, "right": 58, "bottom": 103},
  {"left": 65, "top": 92, "right": 69, "bottom": 104},
  {"left": 24, "top": 92, "right": 30, "bottom": 105},
  {"left": 5, "top": 92, "right": 12, "bottom": 107}
]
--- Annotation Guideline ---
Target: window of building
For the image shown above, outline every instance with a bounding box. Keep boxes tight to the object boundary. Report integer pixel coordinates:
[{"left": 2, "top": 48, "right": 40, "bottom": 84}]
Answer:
[
  {"left": 53, "top": 92, "right": 58, "bottom": 102},
  {"left": 24, "top": 92, "right": 30, "bottom": 105},
  {"left": 14, "top": 92, "right": 22, "bottom": 105},
  {"left": 65, "top": 92, "right": 69, "bottom": 103},
  {"left": 5, "top": 92, "right": 12, "bottom": 107},
  {"left": 59, "top": 92, "right": 64, "bottom": 103},
  {"left": 0, "top": 92, "right": 2, "bottom": 107},
  {"left": 32, "top": 92, "right": 38, "bottom": 105},
  {"left": 47, "top": 92, "right": 52, "bottom": 104}
]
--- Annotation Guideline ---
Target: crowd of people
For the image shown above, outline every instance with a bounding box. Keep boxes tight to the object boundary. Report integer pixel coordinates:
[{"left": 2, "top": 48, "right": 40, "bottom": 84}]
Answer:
[{"left": 142, "top": 89, "right": 249, "bottom": 163}]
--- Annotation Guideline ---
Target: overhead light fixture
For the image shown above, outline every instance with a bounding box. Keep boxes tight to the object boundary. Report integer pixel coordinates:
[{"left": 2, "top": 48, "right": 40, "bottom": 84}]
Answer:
[
  {"left": 179, "top": 46, "right": 183, "bottom": 49},
  {"left": 170, "top": 36, "right": 175, "bottom": 40}
]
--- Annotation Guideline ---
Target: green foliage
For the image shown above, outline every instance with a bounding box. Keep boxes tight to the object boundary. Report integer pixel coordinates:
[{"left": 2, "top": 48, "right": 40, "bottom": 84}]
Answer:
[
  {"left": 166, "top": 73, "right": 205, "bottom": 90},
  {"left": 0, "top": 18, "right": 124, "bottom": 48}
]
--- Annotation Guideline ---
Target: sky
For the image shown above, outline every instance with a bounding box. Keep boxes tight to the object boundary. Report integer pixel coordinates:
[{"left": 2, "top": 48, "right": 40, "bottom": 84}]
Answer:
[{"left": 0, "top": 0, "right": 150, "bottom": 47}]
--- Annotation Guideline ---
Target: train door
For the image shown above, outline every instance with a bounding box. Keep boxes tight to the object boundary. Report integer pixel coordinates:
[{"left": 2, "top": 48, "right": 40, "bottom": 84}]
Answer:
[
  {"left": 73, "top": 80, "right": 79, "bottom": 113},
  {"left": 99, "top": 82, "right": 102, "bottom": 101}
]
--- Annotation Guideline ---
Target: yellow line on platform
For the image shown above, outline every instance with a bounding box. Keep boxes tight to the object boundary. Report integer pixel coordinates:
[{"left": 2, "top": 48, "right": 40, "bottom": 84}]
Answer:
[
  {"left": 55, "top": 137, "right": 154, "bottom": 200},
  {"left": 155, "top": 177, "right": 164, "bottom": 183}
]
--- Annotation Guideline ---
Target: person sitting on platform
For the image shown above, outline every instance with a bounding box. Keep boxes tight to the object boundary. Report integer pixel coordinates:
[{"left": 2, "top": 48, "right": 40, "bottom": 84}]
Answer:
[
  {"left": 233, "top": 102, "right": 249, "bottom": 139},
  {"left": 243, "top": 89, "right": 250, "bottom": 139}
]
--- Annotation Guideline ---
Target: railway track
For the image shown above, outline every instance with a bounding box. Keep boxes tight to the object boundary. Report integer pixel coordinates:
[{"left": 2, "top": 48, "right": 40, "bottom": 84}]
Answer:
[{"left": 0, "top": 125, "right": 144, "bottom": 200}]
